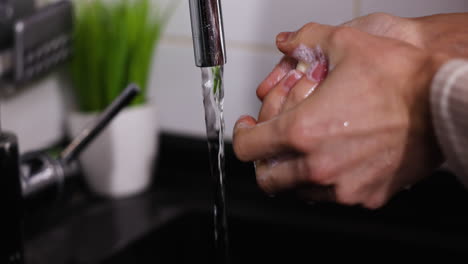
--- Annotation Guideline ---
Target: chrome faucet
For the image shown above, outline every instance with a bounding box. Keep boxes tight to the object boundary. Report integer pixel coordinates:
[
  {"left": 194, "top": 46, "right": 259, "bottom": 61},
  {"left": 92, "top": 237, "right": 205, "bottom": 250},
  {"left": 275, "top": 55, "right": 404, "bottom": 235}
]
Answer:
[{"left": 188, "top": 0, "right": 226, "bottom": 67}]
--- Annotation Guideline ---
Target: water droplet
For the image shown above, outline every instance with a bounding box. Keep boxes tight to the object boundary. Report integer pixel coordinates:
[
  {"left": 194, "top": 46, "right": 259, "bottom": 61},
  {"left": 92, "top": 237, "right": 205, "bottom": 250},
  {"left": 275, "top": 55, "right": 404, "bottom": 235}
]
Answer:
[{"left": 305, "top": 83, "right": 318, "bottom": 97}]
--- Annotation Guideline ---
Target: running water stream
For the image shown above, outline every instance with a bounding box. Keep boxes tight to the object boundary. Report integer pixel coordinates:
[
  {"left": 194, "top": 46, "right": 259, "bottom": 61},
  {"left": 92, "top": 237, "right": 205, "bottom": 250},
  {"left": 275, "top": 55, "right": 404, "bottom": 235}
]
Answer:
[{"left": 201, "top": 66, "right": 229, "bottom": 264}]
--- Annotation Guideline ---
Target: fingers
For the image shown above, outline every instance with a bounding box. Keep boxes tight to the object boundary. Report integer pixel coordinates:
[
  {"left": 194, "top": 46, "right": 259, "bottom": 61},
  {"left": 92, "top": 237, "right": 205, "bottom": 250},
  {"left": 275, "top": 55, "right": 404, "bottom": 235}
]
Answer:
[
  {"left": 281, "top": 77, "right": 319, "bottom": 112},
  {"left": 258, "top": 47, "right": 329, "bottom": 122},
  {"left": 257, "top": 57, "right": 297, "bottom": 101},
  {"left": 255, "top": 155, "right": 306, "bottom": 194},
  {"left": 261, "top": 23, "right": 350, "bottom": 105},
  {"left": 234, "top": 74, "right": 327, "bottom": 162},
  {"left": 255, "top": 155, "right": 336, "bottom": 201},
  {"left": 282, "top": 57, "right": 328, "bottom": 112},
  {"left": 276, "top": 23, "right": 360, "bottom": 67},
  {"left": 258, "top": 69, "right": 303, "bottom": 123},
  {"left": 259, "top": 24, "right": 344, "bottom": 117},
  {"left": 235, "top": 115, "right": 258, "bottom": 128},
  {"left": 234, "top": 111, "right": 296, "bottom": 162}
]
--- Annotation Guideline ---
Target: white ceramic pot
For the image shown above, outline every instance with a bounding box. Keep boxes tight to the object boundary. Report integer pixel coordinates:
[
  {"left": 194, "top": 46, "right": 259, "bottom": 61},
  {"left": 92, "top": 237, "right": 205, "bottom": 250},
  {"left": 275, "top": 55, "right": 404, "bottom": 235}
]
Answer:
[{"left": 67, "top": 104, "right": 158, "bottom": 199}]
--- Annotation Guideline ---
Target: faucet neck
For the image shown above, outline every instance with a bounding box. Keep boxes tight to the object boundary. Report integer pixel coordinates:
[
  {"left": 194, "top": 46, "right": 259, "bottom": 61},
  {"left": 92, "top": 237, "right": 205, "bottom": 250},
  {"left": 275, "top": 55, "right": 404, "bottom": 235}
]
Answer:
[{"left": 189, "top": 0, "right": 226, "bottom": 67}]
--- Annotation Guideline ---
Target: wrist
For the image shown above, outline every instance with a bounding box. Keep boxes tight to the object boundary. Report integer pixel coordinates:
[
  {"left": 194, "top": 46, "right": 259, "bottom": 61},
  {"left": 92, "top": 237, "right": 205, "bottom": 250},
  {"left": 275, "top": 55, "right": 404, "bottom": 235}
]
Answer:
[
  {"left": 419, "top": 52, "right": 450, "bottom": 160},
  {"left": 429, "top": 53, "right": 451, "bottom": 82},
  {"left": 395, "top": 17, "right": 425, "bottom": 48},
  {"left": 403, "top": 52, "right": 448, "bottom": 107},
  {"left": 401, "top": 51, "right": 449, "bottom": 139},
  {"left": 413, "top": 13, "right": 468, "bottom": 58}
]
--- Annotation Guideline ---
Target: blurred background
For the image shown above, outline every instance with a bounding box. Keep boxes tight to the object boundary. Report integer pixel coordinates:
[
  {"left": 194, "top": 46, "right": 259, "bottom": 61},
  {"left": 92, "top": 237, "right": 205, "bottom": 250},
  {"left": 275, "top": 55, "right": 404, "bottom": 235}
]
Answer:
[{"left": 3, "top": 0, "right": 468, "bottom": 152}]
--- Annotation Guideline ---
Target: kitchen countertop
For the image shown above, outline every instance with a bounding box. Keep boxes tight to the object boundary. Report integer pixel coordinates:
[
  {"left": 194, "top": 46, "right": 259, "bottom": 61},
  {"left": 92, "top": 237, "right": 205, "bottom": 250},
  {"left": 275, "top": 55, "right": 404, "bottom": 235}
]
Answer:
[{"left": 23, "top": 133, "right": 468, "bottom": 263}]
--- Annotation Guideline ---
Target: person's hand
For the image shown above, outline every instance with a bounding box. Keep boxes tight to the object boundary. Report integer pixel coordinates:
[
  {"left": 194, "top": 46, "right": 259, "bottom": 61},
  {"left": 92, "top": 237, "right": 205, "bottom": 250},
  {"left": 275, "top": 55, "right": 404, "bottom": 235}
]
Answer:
[
  {"left": 233, "top": 23, "right": 448, "bottom": 209},
  {"left": 343, "top": 12, "right": 468, "bottom": 58},
  {"left": 257, "top": 12, "right": 468, "bottom": 107},
  {"left": 342, "top": 12, "right": 421, "bottom": 47}
]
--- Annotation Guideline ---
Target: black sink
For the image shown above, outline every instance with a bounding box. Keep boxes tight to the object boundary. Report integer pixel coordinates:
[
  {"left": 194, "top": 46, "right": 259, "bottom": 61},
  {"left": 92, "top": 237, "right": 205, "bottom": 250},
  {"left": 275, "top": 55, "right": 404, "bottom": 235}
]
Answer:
[
  {"left": 103, "top": 209, "right": 463, "bottom": 264},
  {"left": 24, "top": 134, "right": 468, "bottom": 264}
]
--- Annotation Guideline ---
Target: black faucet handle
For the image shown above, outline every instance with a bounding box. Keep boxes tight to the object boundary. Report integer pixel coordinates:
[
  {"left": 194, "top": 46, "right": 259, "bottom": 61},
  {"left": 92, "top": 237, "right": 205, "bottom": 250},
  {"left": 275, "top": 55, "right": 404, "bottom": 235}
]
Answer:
[
  {"left": 19, "top": 83, "right": 139, "bottom": 199},
  {"left": 60, "top": 83, "right": 140, "bottom": 164}
]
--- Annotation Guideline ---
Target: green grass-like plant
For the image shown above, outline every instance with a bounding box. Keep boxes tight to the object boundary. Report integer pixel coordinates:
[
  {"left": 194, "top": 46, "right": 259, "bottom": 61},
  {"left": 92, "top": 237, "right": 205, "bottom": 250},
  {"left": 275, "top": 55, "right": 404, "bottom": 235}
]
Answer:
[
  {"left": 211, "top": 66, "right": 222, "bottom": 95},
  {"left": 70, "top": 0, "right": 175, "bottom": 112}
]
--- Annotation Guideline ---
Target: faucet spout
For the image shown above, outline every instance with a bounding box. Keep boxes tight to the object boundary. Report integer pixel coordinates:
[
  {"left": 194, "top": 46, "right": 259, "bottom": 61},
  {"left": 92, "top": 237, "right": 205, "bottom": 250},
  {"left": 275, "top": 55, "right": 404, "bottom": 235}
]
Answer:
[{"left": 189, "top": 0, "right": 226, "bottom": 67}]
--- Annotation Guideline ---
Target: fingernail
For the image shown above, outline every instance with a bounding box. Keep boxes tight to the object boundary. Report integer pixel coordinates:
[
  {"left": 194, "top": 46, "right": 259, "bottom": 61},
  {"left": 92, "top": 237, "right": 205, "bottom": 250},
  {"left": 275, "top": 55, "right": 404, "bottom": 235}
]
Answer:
[
  {"left": 311, "top": 63, "right": 328, "bottom": 82},
  {"left": 283, "top": 70, "right": 303, "bottom": 92},
  {"left": 235, "top": 117, "right": 254, "bottom": 129},
  {"left": 277, "top": 32, "right": 293, "bottom": 43}
]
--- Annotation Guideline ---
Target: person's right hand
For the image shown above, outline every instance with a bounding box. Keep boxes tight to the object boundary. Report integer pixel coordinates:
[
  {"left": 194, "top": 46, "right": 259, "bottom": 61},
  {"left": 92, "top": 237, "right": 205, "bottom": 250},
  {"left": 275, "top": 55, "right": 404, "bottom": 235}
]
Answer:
[{"left": 233, "top": 23, "right": 448, "bottom": 209}]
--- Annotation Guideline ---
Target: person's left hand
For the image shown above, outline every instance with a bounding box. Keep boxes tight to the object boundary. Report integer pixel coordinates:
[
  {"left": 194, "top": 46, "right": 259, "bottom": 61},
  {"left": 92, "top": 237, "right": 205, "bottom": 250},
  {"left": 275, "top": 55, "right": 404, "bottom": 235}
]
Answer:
[{"left": 257, "top": 12, "right": 468, "bottom": 106}]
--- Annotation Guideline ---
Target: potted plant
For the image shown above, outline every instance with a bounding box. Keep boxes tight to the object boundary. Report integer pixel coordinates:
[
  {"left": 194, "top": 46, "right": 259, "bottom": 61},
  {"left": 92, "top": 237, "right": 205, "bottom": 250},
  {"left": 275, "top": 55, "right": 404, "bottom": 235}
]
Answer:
[{"left": 67, "top": 0, "right": 173, "bottom": 198}]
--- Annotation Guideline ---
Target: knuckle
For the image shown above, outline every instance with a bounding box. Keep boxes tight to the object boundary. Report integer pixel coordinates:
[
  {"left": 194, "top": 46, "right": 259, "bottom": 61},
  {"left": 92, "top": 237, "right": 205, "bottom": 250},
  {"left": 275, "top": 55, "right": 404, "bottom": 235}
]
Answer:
[
  {"left": 284, "top": 113, "right": 312, "bottom": 152},
  {"left": 328, "top": 26, "right": 355, "bottom": 46},
  {"left": 285, "top": 122, "right": 303, "bottom": 151},
  {"left": 233, "top": 141, "right": 248, "bottom": 162},
  {"left": 282, "top": 115, "right": 299, "bottom": 147},
  {"left": 256, "top": 170, "right": 275, "bottom": 195},
  {"left": 297, "top": 22, "right": 321, "bottom": 37},
  {"left": 303, "top": 157, "right": 335, "bottom": 185},
  {"left": 232, "top": 132, "right": 250, "bottom": 162},
  {"left": 290, "top": 22, "right": 322, "bottom": 44},
  {"left": 258, "top": 101, "right": 277, "bottom": 123}
]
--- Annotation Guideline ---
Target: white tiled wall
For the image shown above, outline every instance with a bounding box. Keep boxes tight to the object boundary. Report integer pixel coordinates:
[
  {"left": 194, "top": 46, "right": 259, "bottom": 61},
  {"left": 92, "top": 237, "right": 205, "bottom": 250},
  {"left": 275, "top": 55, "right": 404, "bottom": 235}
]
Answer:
[
  {"left": 2, "top": 74, "right": 66, "bottom": 153},
  {"left": 161, "top": 0, "right": 355, "bottom": 45},
  {"left": 4, "top": 0, "right": 468, "bottom": 151}
]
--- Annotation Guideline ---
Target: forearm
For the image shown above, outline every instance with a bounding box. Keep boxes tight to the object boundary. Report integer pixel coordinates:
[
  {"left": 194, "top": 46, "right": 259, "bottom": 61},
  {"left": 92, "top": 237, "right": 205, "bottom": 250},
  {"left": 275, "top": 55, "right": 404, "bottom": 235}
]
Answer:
[{"left": 431, "top": 59, "right": 468, "bottom": 186}]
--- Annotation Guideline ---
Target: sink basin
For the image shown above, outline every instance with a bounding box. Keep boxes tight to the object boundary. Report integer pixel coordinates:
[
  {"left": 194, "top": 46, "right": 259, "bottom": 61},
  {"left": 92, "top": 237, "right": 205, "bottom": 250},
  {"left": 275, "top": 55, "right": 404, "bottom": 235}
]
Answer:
[
  {"left": 103, "top": 210, "right": 460, "bottom": 264},
  {"left": 24, "top": 134, "right": 468, "bottom": 264}
]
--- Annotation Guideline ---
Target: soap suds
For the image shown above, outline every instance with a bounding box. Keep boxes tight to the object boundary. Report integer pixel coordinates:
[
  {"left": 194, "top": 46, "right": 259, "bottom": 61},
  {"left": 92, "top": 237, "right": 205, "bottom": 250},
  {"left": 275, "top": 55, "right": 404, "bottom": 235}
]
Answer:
[{"left": 293, "top": 44, "right": 328, "bottom": 83}]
